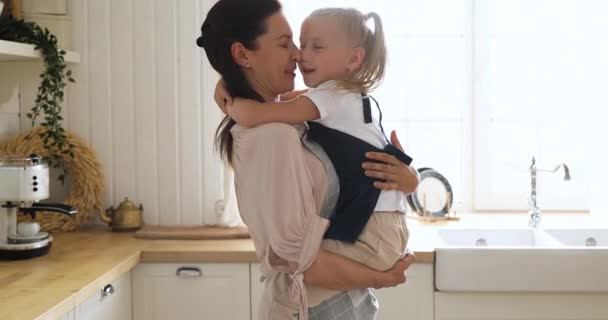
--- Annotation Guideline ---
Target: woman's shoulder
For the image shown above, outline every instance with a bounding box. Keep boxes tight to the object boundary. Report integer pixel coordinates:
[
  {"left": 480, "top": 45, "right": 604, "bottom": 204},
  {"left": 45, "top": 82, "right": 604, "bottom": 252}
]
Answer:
[
  {"left": 230, "top": 123, "right": 306, "bottom": 160},
  {"left": 230, "top": 123, "right": 302, "bottom": 139}
]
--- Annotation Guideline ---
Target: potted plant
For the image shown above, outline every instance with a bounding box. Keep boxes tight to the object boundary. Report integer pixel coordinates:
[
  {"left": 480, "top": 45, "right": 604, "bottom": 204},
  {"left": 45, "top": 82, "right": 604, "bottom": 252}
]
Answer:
[{"left": 0, "top": 13, "right": 75, "bottom": 183}]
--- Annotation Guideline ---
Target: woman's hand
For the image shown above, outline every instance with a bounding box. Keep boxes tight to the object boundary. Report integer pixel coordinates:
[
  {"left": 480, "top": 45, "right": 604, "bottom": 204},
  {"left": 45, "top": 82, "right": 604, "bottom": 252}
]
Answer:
[
  {"left": 214, "top": 79, "right": 232, "bottom": 115},
  {"left": 374, "top": 252, "right": 416, "bottom": 289},
  {"left": 362, "top": 130, "right": 420, "bottom": 194}
]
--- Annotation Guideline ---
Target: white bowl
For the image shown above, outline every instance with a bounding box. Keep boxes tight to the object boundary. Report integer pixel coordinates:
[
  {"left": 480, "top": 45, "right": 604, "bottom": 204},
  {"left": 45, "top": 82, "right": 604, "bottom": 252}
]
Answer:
[{"left": 17, "top": 222, "right": 41, "bottom": 237}]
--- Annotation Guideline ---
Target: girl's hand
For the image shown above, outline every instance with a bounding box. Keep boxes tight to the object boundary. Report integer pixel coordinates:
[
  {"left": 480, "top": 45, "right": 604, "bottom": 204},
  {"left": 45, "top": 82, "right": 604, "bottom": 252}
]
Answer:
[
  {"left": 278, "top": 89, "right": 308, "bottom": 101},
  {"left": 214, "top": 79, "right": 232, "bottom": 115},
  {"left": 224, "top": 98, "right": 259, "bottom": 127},
  {"left": 362, "top": 130, "right": 420, "bottom": 194},
  {"left": 224, "top": 98, "right": 242, "bottom": 121}
]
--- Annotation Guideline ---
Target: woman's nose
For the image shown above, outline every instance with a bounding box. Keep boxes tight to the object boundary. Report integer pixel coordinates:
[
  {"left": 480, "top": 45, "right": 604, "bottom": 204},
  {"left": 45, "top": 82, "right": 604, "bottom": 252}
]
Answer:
[{"left": 291, "top": 46, "right": 301, "bottom": 62}]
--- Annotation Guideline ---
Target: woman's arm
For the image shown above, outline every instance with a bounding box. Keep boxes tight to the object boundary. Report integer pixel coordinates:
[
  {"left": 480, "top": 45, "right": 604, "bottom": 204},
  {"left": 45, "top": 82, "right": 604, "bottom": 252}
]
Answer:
[
  {"left": 301, "top": 249, "right": 415, "bottom": 291},
  {"left": 303, "top": 130, "right": 417, "bottom": 290},
  {"left": 227, "top": 96, "right": 320, "bottom": 127}
]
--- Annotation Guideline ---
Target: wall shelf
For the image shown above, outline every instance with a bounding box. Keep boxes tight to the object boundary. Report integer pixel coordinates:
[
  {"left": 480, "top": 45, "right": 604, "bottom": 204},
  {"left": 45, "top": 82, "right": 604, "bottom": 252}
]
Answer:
[{"left": 0, "top": 39, "right": 80, "bottom": 63}]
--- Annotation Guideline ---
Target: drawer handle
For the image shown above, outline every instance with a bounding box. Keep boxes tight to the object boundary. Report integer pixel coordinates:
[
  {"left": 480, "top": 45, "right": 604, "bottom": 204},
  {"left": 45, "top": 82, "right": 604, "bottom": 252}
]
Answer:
[
  {"left": 102, "top": 284, "right": 114, "bottom": 297},
  {"left": 176, "top": 266, "right": 202, "bottom": 278}
]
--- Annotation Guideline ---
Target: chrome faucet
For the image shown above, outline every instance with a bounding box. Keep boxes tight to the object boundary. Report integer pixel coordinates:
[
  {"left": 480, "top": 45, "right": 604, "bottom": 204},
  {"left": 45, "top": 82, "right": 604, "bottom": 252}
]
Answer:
[{"left": 528, "top": 157, "right": 571, "bottom": 228}]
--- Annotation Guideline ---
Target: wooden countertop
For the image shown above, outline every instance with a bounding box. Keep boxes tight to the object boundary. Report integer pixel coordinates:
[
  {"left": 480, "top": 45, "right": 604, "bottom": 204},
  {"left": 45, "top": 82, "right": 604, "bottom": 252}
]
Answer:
[{"left": 0, "top": 227, "right": 434, "bottom": 320}]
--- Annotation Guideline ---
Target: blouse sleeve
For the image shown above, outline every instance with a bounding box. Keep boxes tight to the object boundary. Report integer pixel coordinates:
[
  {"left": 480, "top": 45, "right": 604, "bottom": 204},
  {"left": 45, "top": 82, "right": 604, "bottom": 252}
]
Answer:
[{"left": 231, "top": 123, "right": 330, "bottom": 319}]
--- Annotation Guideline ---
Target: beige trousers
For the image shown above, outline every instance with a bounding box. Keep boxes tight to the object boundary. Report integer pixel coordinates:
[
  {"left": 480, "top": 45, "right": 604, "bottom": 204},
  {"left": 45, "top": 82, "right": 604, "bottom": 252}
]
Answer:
[{"left": 322, "top": 211, "right": 409, "bottom": 272}]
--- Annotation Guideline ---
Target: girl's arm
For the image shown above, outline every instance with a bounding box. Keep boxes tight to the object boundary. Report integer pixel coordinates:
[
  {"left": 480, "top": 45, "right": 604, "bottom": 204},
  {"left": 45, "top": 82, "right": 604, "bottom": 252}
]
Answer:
[
  {"left": 227, "top": 96, "right": 320, "bottom": 127},
  {"left": 300, "top": 249, "right": 415, "bottom": 290}
]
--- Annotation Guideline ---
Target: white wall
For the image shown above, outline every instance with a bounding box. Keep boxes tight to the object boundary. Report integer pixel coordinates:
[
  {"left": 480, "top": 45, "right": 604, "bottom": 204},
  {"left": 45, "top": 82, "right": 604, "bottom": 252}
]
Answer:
[{"left": 0, "top": 0, "right": 225, "bottom": 225}]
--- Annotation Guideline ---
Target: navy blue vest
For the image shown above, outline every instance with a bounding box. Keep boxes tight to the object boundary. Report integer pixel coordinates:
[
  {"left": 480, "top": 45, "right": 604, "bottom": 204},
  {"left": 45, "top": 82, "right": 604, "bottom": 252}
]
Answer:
[{"left": 306, "top": 94, "right": 413, "bottom": 243}]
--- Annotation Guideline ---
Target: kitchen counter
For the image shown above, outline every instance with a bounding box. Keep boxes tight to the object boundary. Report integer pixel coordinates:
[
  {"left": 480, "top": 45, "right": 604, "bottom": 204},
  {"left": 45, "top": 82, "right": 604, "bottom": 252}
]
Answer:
[{"left": 0, "top": 227, "right": 435, "bottom": 320}]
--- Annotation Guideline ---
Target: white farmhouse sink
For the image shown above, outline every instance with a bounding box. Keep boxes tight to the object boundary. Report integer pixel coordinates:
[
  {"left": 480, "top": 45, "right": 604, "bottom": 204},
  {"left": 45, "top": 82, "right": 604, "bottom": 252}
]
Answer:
[
  {"left": 435, "top": 228, "right": 608, "bottom": 293},
  {"left": 545, "top": 229, "right": 608, "bottom": 247},
  {"left": 436, "top": 228, "right": 561, "bottom": 247}
]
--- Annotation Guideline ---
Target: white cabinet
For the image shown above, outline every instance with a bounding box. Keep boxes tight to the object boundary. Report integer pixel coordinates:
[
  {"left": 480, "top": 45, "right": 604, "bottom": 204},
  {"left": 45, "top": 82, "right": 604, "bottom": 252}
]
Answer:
[
  {"left": 251, "top": 263, "right": 434, "bottom": 320},
  {"left": 58, "top": 309, "right": 75, "bottom": 320},
  {"left": 374, "top": 264, "right": 434, "bottom": 320},
  {"left": 75, "top": 272, "right": 132, "bottom": 320},
  {"left": 132, "top": 263, "right": 250, "bottom": 320},
  {"left": 435, "top": 292, "right": 608, "bottom": 320},
  {"left": 250, "top": 263, "right": 264, "bottom": 320}
]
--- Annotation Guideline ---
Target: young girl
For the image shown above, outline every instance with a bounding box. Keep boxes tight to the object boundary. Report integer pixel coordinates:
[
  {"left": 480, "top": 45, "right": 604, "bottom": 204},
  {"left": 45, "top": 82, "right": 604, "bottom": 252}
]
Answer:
[{"left": 225, "top": 8, "right": 417, "bottom": 272}]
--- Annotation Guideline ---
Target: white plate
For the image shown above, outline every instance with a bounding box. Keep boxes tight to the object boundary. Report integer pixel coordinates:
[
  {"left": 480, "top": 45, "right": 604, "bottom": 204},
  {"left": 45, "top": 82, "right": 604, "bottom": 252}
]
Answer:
[{"left": 406, "top": 168, "right": 453, "bottom": 217}]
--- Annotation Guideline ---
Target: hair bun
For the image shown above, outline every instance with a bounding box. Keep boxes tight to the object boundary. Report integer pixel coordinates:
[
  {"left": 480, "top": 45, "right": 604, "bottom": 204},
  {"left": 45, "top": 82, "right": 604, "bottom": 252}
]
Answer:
[
  {"left": 196, "top": 22, "right": 211, "bottom": 48},
  {"left": 196, "top": 36, "right": 207, "bottom": 48}
]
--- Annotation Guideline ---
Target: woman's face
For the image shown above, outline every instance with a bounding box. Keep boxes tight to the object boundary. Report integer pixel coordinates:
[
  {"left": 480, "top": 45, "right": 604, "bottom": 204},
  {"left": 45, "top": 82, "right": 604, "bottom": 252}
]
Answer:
[{"left": 245, "top": 12, "right": 300, "bottom": 99}]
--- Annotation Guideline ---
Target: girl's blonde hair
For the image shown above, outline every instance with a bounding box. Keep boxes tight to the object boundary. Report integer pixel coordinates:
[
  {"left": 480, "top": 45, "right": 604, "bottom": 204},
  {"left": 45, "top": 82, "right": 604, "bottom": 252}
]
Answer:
[{"left": 308, "top": 8, "right": 386, "bottom": 93}]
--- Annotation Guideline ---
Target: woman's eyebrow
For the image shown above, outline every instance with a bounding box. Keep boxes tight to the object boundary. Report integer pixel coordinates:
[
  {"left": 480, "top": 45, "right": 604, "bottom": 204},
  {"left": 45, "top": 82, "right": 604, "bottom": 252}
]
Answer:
[{"left": 276, "top": 34, "right": 292, "bottom": 40}]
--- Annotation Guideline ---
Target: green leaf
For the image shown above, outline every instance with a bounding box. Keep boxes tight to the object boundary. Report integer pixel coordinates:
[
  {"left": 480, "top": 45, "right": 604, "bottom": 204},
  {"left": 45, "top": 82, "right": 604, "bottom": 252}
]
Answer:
[{"left": 6, "top": 18, "right": 76, "bottom": 183}]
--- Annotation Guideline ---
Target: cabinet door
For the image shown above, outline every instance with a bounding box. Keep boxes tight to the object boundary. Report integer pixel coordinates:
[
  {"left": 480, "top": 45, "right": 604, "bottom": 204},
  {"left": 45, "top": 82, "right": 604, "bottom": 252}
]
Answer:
[
  {"left": 250, "top": 263, "right": 264, "bottom": 320},
  {"left": 75, "top": 272, "right": 132, "bottom": 320},
  {"left": 374, "top": 264, "right": 434, "bottom": 320},
  {"left": 133, "top": 263, "right": 250, "bottom": 320},
  {"left": 435, "top": 292, "right": 608, "bottom": 320},
  {"left": 58, "top": 309, "right": 75, "bottom": 320}
]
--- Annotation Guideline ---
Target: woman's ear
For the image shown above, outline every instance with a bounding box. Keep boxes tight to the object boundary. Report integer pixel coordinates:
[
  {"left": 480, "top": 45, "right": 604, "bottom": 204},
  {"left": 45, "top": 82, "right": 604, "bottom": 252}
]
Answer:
[
  {"left": 347, "top": 47, "right": 365, "bottom": 73},
  {"left": 230, "top": 42, "right": 251, "bottom": 68}
]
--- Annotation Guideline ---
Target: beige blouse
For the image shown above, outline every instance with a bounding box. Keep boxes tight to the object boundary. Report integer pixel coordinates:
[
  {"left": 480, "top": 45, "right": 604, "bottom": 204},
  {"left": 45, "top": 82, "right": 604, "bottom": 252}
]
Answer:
[{"left": 231, "top": 123, "right": 338, "bottom": 319}]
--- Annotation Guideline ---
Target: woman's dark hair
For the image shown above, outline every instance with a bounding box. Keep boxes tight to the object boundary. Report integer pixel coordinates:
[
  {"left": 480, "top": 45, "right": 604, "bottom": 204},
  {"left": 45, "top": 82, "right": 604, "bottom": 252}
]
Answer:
[{"left": 197, "top": 0, "right": 282, "bottom": 165}]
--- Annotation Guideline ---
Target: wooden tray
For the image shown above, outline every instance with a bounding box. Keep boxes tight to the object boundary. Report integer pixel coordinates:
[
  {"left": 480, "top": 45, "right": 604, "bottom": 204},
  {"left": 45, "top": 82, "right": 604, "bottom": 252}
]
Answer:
[
  {"left": 407, "top": 214, "right": 460, "bottom": 223},
  {"left": 135, "top": 225, "right": 250, "bottom": 240}
]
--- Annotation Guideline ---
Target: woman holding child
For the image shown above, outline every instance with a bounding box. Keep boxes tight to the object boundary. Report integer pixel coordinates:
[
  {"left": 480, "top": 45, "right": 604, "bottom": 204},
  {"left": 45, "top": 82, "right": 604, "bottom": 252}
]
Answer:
[{"left": 197, "top": 0, "right": 419, "bottom": 318}]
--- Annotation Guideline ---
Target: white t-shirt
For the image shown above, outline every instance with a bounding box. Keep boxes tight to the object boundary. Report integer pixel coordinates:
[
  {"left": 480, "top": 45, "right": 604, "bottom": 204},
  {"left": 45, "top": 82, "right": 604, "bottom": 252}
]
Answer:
[{"left": 303, "top": 80, "right": 407, "bottom": 213}]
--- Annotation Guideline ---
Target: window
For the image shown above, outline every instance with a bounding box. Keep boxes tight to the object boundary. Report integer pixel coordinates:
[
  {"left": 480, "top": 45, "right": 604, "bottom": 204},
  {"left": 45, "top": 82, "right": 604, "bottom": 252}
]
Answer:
[{"left": 282, "top": 0, "right": 605, "bottom": 212}]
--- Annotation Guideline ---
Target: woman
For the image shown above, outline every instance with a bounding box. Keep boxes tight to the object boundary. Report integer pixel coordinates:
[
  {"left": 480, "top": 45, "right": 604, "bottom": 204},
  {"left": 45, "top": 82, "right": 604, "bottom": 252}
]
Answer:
[{"left": 197, "top": 0, "right": 418, "bottom": 319}]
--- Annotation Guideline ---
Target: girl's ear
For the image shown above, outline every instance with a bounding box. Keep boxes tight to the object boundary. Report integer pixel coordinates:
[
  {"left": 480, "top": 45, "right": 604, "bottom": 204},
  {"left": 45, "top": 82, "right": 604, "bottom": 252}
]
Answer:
[
  {"left": 346, "top": 47, "right": 366, "bottom": 73},
  {"left": 230, "top": 42, "right": 251, "bottom": 68}
]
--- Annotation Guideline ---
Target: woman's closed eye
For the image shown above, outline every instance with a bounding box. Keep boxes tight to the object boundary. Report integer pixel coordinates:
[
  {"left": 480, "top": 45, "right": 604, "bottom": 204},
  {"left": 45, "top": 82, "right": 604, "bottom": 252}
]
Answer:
[{"left": 279, "top": 39, "right": 296, "bottom": 49}]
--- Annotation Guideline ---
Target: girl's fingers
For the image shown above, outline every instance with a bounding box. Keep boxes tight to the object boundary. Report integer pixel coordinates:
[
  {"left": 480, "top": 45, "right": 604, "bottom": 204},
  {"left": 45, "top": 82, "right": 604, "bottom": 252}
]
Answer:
[{"left": 279, "top": 89, "right": 308, "bottom": 101}]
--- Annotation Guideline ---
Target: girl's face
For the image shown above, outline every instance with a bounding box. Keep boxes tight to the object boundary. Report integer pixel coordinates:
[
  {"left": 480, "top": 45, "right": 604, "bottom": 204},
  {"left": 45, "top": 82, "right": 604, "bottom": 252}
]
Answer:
[
  {"left": 245, "top": 12, "right": 300, "bottom": 100},
  {"left": 299, "top": 16, "right": 359, "bottom": 88}
]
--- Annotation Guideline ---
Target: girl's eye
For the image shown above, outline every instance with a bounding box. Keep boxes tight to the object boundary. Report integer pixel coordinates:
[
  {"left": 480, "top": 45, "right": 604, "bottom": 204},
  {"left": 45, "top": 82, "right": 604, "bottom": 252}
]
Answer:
[{"left": 313, "top": 46, "right": 323, "bottom": 50}]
